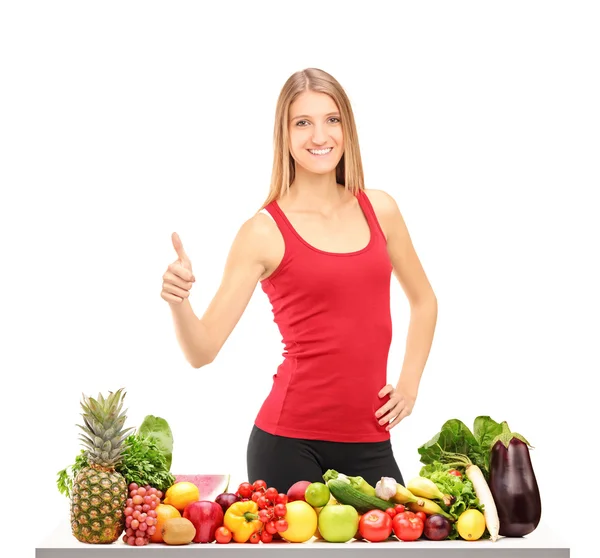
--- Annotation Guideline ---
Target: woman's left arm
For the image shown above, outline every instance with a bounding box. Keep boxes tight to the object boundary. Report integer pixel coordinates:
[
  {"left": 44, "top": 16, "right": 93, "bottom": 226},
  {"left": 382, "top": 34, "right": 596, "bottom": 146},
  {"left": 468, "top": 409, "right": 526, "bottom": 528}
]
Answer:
[{"left": 367, "top": 189, "right": 438, "bottom": 430}]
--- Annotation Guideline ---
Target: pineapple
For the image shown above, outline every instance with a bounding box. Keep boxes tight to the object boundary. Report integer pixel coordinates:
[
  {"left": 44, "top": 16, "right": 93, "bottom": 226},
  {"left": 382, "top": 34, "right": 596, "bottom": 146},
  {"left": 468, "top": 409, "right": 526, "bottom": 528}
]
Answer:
[{"left": 70, "top": 388, "right": 134, "bottom": 544}]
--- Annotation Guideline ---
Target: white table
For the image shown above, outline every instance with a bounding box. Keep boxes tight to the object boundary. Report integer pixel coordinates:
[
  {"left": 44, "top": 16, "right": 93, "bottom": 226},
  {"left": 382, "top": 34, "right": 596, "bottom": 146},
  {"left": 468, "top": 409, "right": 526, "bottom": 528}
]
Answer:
[{"left": 36, "top": 520, "right": 570, "bottom": 557}]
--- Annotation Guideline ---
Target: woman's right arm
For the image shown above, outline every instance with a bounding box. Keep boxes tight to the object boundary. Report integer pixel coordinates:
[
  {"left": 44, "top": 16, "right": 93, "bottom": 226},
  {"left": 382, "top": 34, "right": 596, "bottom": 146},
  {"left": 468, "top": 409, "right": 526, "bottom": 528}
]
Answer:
[{"left": 166, "top": 214, "right": 272, "bottom": 369}]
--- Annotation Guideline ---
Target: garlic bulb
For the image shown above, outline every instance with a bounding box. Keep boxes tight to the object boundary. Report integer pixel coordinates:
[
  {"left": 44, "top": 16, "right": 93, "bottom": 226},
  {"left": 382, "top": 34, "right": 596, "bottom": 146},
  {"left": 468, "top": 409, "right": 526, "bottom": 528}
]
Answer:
[{"left": 375, "top": 477, "right": 397, "bottom": 500}]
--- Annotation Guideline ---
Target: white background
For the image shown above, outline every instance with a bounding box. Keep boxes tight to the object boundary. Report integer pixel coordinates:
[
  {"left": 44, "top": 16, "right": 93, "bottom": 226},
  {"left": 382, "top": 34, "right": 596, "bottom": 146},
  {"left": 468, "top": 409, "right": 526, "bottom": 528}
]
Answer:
[{"left": 1, "top": 1, "right": 598, "bottom": 557}]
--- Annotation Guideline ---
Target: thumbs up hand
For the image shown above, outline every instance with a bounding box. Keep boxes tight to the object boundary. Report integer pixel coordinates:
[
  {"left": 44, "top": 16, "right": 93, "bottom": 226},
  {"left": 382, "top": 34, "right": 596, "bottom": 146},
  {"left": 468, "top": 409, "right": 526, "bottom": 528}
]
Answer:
[{"left": 161, "top": 232, "right": 196, "bottom": 305}]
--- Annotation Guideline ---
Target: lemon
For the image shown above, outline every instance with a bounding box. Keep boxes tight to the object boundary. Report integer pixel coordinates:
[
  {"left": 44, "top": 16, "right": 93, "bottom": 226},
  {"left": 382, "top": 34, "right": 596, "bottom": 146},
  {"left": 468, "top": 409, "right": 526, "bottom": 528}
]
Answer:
[
  {"left": 163, "top": 482, "right": 200, "bottom": 512},
  {"left": 457, "top": 509, "right": 486, "bottom": 541}
]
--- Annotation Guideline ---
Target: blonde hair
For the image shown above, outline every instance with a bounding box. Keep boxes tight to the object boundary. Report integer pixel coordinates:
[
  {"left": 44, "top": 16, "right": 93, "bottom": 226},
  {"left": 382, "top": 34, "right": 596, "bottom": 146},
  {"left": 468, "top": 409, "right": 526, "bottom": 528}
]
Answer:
[{"left": 259, "top": 68, "right": 365, "bottom": 210}]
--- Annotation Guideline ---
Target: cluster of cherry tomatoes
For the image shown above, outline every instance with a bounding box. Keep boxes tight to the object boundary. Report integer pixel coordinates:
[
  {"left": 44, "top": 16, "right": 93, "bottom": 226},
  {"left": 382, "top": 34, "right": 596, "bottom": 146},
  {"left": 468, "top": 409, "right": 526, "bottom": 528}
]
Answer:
[{"left": 215, "top": 479, "right": 289, "bottom": 544}]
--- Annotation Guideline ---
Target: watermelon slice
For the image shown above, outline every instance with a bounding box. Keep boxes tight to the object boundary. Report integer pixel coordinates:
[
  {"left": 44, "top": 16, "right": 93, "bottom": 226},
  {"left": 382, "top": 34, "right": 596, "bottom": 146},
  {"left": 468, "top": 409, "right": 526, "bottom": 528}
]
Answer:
[{"left": 174, "top": 474, "right": 231, "bottom": 501}]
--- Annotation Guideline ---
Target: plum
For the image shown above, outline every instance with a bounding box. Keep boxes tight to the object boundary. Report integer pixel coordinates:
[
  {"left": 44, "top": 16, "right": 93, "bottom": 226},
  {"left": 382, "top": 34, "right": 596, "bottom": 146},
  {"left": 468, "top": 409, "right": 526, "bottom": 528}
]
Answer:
[
  {"left": 424, "top": 514, "right": 451, "bottom": 541},
  {"left": 215, "top": 492, "right": 239, "bottom": 513}
]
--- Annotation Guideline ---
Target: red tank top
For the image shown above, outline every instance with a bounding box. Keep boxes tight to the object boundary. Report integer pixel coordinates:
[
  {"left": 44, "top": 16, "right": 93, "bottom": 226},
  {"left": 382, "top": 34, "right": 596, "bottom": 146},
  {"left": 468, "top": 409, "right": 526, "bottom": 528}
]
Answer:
[{"left": 254, "top": 189, "right": 394, "bottom": 443}]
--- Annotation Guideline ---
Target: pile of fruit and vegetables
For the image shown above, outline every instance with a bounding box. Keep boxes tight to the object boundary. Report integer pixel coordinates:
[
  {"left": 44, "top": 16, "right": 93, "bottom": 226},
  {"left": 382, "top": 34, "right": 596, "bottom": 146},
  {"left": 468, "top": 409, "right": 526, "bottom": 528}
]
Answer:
[{"left": 57, "top": 389, "right": 542, "bottom": 546}]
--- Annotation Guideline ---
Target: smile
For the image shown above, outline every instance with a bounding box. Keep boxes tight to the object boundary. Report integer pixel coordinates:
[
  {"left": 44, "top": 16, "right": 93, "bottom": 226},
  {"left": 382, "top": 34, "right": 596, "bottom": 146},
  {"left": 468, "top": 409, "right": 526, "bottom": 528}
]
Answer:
[{"left": 307, "top": 147, "right": 333, "bottom": 156}]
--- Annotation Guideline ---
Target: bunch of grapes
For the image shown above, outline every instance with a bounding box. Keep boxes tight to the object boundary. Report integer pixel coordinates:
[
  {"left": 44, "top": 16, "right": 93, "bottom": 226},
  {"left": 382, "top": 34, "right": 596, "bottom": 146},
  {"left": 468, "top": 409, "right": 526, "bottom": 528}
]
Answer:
[
  {"left": 122, "top": 483, "right": 164, "bottom": 546},
  {"left": 236, "top": 479, "right": 288, "bottom": 544}
]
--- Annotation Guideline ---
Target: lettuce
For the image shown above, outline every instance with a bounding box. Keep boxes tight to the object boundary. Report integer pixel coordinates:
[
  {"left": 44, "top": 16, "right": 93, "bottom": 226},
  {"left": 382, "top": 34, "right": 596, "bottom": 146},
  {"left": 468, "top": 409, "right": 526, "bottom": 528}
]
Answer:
[
  {"left": 417, "top": 416, "right": 502, "bottom": 479},
  {"left": 138, "top": 415, "right": 174, "bottom": 470},
  {"left": 419, "top": 461, "right": 484, "bottom": 540}
]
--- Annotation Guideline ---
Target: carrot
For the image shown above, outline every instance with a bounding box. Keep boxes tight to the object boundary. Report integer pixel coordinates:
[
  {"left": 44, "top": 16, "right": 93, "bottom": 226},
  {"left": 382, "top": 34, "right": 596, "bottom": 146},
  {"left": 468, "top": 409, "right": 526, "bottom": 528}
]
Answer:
[{"left": 436, "top": 448, "right": 500, "bottom": 542}]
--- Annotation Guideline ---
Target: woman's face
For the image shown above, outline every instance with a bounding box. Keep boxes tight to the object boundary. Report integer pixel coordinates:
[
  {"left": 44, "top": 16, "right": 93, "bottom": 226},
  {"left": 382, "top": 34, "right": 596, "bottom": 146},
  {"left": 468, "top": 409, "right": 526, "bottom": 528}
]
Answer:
[{"left": 287, "top": 90, "right": 344, "bottom": 176}]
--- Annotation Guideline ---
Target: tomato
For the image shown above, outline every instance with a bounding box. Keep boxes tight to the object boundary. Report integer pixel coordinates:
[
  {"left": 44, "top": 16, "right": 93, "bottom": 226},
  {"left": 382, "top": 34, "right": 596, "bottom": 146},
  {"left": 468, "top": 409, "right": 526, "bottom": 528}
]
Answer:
[
  {"left": 394, "top": 504, "right": 406, "bottom": 514},
  {"left": 415, "top": 511, "right": 427, "bottom": 523},
  {"left": 238, "top": 482, "right": 253, "bottom": 498},
  {"left": 448, "top": 469, "right": 462, "bottom": 478},
  {"left": 261, "top": 530, "right": 273, "bottom": 543},
  {"left": 275, "top": 519, "right": 288, "bottom": 532},
  {"left": 265, "top": 487, "right": 279, "bottom": 502},
  {"left": 274, "top": 503, "right": 287, "bottom": 517},
  {"left": 257, "top": 496, "right": 268, "bottom": 509},
  {"left": 248, "top": 532, "right": 260, "bottom": 544},
  {"left": 359, "top": 509, "right": 393, "bottom": 542},
  {"left": 276, "top": 493, "right": 288, "bottom": 505},
  {"left": 251, "top": 491, "right": 261, "bottom": 502},
  {"left": 215, "top": 526, "right": 232, "bottom": 544},
  {"left": 253, "top": 480, "right": 268, "bottom": 492},
  {"left": 385, "top": 507, "right": 397, "bottom": 519},
  {"left": 393, "top": 511, "right": 424, "bottom": 541},
  {"left": 265, "top": 521, "right": 278, "bottom": 535}
]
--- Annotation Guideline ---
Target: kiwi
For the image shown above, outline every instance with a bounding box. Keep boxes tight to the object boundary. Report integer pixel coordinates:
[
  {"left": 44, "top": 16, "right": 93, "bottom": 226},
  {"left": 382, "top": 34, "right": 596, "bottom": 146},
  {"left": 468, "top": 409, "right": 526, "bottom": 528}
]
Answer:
[{"left": 161, "top": 517, "right": 196, "bottom": 545}]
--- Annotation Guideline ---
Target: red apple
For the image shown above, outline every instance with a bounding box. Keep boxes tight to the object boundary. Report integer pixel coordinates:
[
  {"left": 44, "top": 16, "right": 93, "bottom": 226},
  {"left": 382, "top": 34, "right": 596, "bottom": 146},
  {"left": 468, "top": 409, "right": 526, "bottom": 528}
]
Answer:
[
  {"left": 286, "top": 480, "right": 312, "bottom": 502},
  {"left": 183, "top": 500, "right": 224, "bottom": 543}
]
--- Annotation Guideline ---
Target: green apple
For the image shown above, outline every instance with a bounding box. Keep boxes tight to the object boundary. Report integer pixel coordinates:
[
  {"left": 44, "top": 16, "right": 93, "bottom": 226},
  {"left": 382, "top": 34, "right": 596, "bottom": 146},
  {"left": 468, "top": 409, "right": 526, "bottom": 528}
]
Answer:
[{"left": 317, "top": 504, "right": 359, "bottom": 543}]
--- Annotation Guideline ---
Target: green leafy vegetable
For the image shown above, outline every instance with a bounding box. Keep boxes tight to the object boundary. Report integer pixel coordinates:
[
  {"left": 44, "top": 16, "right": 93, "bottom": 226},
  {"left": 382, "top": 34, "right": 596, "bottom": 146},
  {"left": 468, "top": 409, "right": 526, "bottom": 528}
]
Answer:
[
  {"left": 473, "top": 416, "right": 503, "bottom": 471},
  {"left": 138, "top": 415, "right": 174, "bottom": 471},
  {"left": 419, "top": 461, "right": 484, "bottom": 539},
  {"left": 118, "top": 434, "right": 176, "bottom": 492},
  {"left": 57, "top": 450, "right": 88, "bottom": 498},
  {"left": 56, "top": 434, "right": 175, "bottom": 498},
  {"left": 418, "top": 416, "right": 502, "bottom": 479}
]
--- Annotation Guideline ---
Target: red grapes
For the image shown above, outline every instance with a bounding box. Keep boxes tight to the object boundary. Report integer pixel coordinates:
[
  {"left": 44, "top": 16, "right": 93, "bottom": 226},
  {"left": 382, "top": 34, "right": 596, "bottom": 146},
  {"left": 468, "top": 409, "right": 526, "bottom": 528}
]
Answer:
[{"left": 122, "top": 483, "right": 164, "bottom": 546}]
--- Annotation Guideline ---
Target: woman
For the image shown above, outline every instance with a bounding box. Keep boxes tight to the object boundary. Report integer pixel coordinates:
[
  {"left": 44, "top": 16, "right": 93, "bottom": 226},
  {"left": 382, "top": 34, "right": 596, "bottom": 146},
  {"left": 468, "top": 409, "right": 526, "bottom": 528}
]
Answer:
[{"left": 161, "top": 68, "right": 438, "bottom": 492}]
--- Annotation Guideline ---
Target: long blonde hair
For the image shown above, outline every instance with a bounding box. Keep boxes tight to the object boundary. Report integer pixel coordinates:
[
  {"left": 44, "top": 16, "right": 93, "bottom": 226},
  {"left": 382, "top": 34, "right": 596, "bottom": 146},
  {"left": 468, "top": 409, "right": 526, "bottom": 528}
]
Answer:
[{"left": 259, "top": 68, "right": 366, "bottom": 210}]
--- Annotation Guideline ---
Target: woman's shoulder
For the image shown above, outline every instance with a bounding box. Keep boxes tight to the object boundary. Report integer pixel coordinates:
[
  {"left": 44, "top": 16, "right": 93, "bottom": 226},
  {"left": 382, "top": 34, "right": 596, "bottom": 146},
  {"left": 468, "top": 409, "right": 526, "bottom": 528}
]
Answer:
[{"left": 362, "top": 187, "right": 400, "bottom": 218}]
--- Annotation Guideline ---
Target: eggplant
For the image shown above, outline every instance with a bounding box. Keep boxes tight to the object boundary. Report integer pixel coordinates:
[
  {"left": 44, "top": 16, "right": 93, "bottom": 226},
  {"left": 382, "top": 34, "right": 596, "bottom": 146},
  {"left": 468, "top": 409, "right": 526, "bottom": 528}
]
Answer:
[{"left": 489, "top": 424, "right": 541, "bottom": 537}]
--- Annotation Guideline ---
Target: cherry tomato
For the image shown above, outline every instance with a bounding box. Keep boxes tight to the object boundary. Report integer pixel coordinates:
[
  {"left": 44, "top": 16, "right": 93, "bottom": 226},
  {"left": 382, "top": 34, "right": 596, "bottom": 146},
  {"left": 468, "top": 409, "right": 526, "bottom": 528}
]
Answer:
[
  {"left": 253, "top": 480, "right": 268, "bottom": 492},
  {"left": 275, "top": 519, "right": 288, "bottom": 532},
  {"left": 416, "top": 511, "right": 427, "bottom": 523},
  {"left": 393, "top": 512, "right": 424, "bottom": 542},
  {"left": 258, "top": 509, "right": 270, "bottom": 523},
  {"left": 385, "top": 507, "right": 397, "bottom": 519},
  {"left": 215, "top": 526, "right": 232, "bottom": 544},
  {"left": 394, "top": 504, "right": 406, "bottom": 514},
  {"left": 238, "top": 482, "right": 253, "bottom": 498},
  {"left": 359, "top": 509, "right": 393, "bottom": 542},
  {"left": 261, "top": 530, "right": 273, "bottom": 543},
  {"left": 274, "top": 503, "right": 287, "bottom": 518},
  {"left": 257, "top": 496, "right": 269, "bottom": 509},
  {"left": 265, "top": 487, "right": 279, "bottom": 502},
  {"left": 248, "top": 532, "right": 260, "bottom": 544},
  {"left": 448, "top": 469, "right": 462, "bottom": 478},
  {"left": 265, "top": 521, "right": 278, "bottom": 535},
  {"left": 251, "top": 491, "right": 261, "bottom": 502},
  {"left": 275, "top": 493, "right": 288, "bottom": 505}
]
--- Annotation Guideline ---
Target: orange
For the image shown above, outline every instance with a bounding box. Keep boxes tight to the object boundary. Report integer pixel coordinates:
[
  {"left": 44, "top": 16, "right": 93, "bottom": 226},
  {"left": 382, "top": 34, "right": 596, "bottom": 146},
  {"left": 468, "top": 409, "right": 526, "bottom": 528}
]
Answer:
[{"left": 150, "top": 504, "right": 181, "bottom": 543}]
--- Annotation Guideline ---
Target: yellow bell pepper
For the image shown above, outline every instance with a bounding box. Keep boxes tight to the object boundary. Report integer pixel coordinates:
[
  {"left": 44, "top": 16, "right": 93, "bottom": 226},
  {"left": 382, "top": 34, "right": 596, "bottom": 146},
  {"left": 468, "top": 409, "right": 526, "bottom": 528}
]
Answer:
[{"left": 223, "top": 500, "right": 262, "bottom": 543}]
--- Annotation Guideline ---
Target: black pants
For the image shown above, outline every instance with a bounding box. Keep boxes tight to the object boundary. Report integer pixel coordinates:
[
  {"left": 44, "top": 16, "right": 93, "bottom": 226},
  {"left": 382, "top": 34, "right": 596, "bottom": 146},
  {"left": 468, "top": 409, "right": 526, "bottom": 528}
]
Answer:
[{"left": 246, "top": 425, "right": 404, "bottom": 494}]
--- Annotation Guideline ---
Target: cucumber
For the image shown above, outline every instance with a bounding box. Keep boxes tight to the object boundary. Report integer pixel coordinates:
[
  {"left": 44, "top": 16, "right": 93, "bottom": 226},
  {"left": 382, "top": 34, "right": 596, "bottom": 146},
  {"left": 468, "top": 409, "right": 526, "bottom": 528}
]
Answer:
[{"left": 326, "top": 479, "right": 395, "bottom": 514}]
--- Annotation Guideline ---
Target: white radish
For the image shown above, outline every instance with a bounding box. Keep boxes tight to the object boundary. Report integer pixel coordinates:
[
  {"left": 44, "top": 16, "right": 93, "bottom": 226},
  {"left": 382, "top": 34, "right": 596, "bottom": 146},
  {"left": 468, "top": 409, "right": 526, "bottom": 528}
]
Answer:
[{"left": 465, "top": 464, "right": 500, "bottom": 542}]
